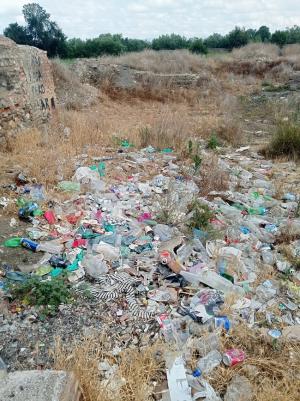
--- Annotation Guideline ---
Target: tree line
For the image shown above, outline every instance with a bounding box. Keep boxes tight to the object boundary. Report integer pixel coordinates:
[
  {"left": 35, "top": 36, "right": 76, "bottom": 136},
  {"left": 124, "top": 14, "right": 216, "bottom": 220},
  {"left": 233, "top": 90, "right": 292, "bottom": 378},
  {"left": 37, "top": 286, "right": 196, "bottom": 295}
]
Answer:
[{"left": 4, "top": 3, "right": 300, "bottom": 58}]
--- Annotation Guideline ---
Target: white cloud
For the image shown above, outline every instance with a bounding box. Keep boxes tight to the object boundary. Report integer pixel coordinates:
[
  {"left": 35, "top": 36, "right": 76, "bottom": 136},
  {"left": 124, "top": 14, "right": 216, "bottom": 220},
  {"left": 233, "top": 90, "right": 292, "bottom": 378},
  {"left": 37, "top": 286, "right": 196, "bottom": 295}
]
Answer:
[{"left": 0, "top": 0, "right": 299, "bottom": 39}]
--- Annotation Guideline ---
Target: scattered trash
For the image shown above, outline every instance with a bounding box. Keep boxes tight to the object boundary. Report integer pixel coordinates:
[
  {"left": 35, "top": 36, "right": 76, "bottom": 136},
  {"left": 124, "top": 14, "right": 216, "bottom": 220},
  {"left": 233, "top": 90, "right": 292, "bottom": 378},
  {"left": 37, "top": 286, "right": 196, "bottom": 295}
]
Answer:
[
  {"left": 223, "top": 349, "right": 246, "bottom": 367},
  {"left": 1, "top": 144, "right": 300, "bottom": 399}
]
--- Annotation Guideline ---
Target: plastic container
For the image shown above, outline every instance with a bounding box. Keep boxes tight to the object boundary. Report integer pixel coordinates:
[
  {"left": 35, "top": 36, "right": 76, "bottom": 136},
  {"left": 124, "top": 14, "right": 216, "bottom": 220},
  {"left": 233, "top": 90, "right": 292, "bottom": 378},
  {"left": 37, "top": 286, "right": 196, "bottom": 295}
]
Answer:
[{"left": 181, "top": 270, "right": 245, "bottom": 295}]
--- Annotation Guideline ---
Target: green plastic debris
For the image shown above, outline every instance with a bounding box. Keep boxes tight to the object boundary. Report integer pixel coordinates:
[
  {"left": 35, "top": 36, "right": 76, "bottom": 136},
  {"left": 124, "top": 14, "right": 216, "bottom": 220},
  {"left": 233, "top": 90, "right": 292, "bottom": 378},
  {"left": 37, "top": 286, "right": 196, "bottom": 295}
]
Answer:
[
  {"left": 143, "top": 219, "right": 157, "bottom": 226},
  {"left": 98, "top": 162, "right": 106, "bottom": 177},
  {"left": 251, "top": 192, "right": 260, "bottom": 200},
  {"left": 247, "top": 207, "right": 266, "bottom": 215},
  {"left": 104, "top": 223, "right": 115, "bottom": 233},
  {"left": 76, "top": 250, "right": 84, "bottom": 261},
  {"left": 35, "top": 265, "right": 52, "bottom": 276},
  {"left": 58, "top": 181, "right": 80, "bottom": 192},
  {"left": 33, "top": 208, "right": 43, "bottom": 217},
  {"left": 161, "top": 148, "right": 173, "bottom": 153},
  {"left": 67, "top": 261, "right": 79, "bottom": 271},
  {"left": 89, "top": 165, "right": 98, "bottom": 171},
  {"left": 17, "top": 197, "right": 27, "bottom": 207},
  {"left": 121, "top": 139, "right": 133, "bottom": 148},
  {"left": 4, "top": 237, "right": 22, "bottom": 247},
  {"left": 50, "top": 268, "right": 63, "bottom": 277},
  {"left": 121, "top": 246, "right": 130, "bottom": 258}
]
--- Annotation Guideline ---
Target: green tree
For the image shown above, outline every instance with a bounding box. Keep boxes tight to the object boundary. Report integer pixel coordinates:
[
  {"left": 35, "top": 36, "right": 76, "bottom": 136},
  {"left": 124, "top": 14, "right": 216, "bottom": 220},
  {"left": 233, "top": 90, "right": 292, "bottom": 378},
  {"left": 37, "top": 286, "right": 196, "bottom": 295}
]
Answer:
[
  {"left": 287, "top": 26, "right": 300, "bottom": 43},
  {"left": 246, "top": 28, "right": 257, "bottom": 41},
  {"left": 204, "top": 33, "right": 224, "bottom": 48},
  {"left": 4, "top": 3, "right": 66, "bottom": 57},
  {"left": 256, "top": 25, "right": 271, "bottom": 42},
  {"left": 226, "top": 27, "right": 249, "bottom": 49},
  {"left": 152, "top": 34, "right": 189, "bottom": 50},
  {"left": 189, "top": 38, "right": 208, "bottom": 54},
  {"left": 4, "top": 23, "right": 31, "bottom": 45},
  {"left": 122, "top": 38, "right": 149, "bottom": 52},
  {"left": 271, "top": 30, "right": 288, "bottom": 46}
]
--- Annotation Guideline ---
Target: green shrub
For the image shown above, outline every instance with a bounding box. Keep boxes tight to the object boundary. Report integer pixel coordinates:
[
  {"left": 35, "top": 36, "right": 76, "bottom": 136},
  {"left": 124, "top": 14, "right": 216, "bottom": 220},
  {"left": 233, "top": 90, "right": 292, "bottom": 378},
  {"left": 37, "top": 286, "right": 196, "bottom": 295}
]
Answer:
[
  {"left": 207, "top": 134, "right": 220, "bottom": 149},
  {"left": 187, "top": 200, "right": 214, "bottom": 230},
  {"left": 266, "top": 121, "right": 300, "bottom": 159},
  {"left": 10, "top": 277, "right": 73, "bottom": 315},
  {"left": 189, "top": 38, "right": 208, "bottom": 54}
]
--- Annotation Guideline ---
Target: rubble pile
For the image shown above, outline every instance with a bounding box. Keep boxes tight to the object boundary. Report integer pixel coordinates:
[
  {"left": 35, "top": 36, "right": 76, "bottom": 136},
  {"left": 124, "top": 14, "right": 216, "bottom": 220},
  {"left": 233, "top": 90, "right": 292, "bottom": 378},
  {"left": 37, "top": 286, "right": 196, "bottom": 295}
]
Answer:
[{"left": 0, "top": 144, "right": 300, "bottom": 400}]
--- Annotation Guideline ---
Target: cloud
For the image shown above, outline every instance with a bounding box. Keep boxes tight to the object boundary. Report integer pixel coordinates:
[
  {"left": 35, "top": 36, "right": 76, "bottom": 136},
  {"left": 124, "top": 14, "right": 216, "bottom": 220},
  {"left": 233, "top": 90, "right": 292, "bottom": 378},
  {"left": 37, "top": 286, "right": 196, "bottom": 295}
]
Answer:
[{"left": 0, "top": 0, "right": 300, "bottom": 39}]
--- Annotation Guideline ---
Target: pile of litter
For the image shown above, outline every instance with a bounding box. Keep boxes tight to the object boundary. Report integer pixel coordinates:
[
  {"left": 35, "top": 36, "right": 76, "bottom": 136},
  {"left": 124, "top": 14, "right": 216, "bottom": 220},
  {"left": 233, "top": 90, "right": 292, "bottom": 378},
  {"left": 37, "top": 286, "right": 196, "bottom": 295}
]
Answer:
[{"left": 0, "top": 144, "right": 300, "bottom": 400}]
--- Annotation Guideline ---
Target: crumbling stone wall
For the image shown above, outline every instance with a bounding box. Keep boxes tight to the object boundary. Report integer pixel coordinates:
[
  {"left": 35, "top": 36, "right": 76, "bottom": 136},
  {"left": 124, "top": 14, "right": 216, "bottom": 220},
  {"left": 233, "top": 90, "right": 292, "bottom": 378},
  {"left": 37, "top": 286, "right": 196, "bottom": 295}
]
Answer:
[
  {"left": 0, "top": 36, "right": 56, "bottom": 140},
  {"left": 70, "top": 59, "right": 207, "bottom": 90}
]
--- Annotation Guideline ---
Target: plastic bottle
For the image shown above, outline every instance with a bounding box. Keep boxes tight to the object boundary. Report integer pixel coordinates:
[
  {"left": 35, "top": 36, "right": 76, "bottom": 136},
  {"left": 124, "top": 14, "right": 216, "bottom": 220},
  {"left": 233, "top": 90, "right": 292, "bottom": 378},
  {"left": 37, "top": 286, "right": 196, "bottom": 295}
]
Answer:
[
  {"left": 3, "top": 237, "right": 22, "bottom": 247},
  {"left": 261, "top": 250, "right": 275, "bottom": 265},
  {"left": 30, "top": 184, "right": 46, "bottom": 201},
  {"left": 181, "top": 270, "right": 245, "bottom": 295},
  {"left": 197, "top": 350, "right": 222, "bottom": 373},
  {"left": 37, "top": 241, "right": 64, "bottom": 254}
]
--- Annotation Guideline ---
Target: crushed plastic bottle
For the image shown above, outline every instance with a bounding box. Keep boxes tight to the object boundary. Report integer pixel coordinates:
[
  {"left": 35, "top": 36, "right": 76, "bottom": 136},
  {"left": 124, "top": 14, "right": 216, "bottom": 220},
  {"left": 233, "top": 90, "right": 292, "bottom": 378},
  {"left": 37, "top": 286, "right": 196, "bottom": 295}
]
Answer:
[{"left": 197, "top": 350, "right": 222, "bottom": 374}]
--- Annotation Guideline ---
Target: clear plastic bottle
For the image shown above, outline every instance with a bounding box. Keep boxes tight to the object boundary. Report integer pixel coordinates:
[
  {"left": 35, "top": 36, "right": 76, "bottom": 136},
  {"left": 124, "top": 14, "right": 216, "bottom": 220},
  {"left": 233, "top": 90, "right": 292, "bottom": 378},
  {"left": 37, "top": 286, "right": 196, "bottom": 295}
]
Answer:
[
  {"left": 197, "top": 350, "right": 222, "bottom": 374},
  {"left": 181, "top": 270, "right": 245, "bottom": 295},
  {"left": 37, "top": 241, "right": 63, "bottom": 254}
]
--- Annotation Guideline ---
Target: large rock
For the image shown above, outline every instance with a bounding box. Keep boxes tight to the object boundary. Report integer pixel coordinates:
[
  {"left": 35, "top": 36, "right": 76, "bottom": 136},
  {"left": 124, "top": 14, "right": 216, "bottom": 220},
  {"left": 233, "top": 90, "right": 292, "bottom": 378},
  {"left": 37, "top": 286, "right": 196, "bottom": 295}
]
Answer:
[
  {"left": 0, "top": 36, "right": 56, "bottom": 139},
  {"left": 224, "top": 375, "right": 253, "bottom": 401},
  {"left": 0, "top": 370, "right": 81, "bottom": 401}
]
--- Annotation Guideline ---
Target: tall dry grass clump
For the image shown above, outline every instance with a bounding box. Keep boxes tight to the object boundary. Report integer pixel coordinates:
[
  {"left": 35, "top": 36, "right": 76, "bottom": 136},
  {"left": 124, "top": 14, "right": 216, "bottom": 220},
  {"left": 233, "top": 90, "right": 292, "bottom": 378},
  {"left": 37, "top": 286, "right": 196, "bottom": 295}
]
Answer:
[
  {"left": 197, "top": 154, "right": 229, "bottom": 196},
  {"left": 52, "top": 335, "right": 164, "bottom": 401},
  {"left": 137, "top": 107, "right": 192, "bottom": 149}
]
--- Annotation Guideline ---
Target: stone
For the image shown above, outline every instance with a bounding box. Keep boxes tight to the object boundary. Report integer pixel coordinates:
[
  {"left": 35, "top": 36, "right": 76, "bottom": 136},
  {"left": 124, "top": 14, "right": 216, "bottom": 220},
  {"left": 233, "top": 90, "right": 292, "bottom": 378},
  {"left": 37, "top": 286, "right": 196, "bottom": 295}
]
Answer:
[
  {"left": 282, "top": 325, "right": 300, "bottom": 341},
  {"left": 0, "top": 370, "right": 81, "bottom": 401},
  {"left": 224, "top": 375, "right": 252, "bottom": 401}
]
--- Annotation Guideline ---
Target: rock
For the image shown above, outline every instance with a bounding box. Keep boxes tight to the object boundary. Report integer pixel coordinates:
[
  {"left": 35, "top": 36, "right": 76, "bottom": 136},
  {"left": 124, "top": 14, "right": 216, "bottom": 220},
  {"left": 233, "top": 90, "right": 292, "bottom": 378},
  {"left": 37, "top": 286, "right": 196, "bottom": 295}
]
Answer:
[
  {"left": 224, "top": 375, "right": 253, "bottom": 401},
  {"left": 282, "top": 325, "right": 300, "bottom": 341},
  {"left": 0, "top": 370, "right": 81, "bottom": 401}
]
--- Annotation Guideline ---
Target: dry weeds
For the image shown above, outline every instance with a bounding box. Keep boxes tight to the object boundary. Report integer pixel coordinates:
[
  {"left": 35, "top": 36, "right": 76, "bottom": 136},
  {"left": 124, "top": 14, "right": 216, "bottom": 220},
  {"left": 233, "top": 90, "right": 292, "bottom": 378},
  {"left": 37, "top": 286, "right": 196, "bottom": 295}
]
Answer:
[
  {"left": 232, "top": 43, "right": 280, "bottom": 60},
  {"left": 99, "top": 49, "right": 216, "bottom": 74},
  {"left": 209, "top": 323, "right": 300, "bottom": 401},
  {"left": 52, "top": 335, "right": 165, "bottom": 401},
  {"left": 197, "top": 154, "right": 229, "bottom": 196}
]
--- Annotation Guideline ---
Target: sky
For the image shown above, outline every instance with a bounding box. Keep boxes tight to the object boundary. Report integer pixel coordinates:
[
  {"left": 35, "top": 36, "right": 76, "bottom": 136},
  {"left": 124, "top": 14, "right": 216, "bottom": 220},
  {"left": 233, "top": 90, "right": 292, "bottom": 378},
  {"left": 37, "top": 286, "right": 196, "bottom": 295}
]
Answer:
[{"left": 1, "top": 0, "right": 300, "bottom": 40}]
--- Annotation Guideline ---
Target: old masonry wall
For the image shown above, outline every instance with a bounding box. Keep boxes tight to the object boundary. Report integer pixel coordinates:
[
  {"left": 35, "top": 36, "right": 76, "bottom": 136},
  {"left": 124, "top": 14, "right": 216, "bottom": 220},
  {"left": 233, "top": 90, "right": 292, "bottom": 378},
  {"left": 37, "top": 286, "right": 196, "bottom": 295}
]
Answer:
[{"left": 0, "top": 36, "right": 56, "bottom": 142}]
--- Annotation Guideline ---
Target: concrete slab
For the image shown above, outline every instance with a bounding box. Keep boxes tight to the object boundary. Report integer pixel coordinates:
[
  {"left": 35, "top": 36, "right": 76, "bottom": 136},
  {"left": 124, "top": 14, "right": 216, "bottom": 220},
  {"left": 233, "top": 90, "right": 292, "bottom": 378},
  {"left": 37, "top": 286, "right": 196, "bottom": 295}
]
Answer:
[{"left": 0, "top": 370, "right": 81, "bottom": 401}]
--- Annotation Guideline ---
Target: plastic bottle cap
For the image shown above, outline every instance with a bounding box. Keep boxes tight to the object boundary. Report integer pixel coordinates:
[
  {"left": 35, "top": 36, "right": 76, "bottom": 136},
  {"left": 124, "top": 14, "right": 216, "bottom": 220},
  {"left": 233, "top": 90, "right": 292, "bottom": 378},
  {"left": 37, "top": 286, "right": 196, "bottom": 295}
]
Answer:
[{"left": 192, "top": 369, "right": 202, "bottom": 377}]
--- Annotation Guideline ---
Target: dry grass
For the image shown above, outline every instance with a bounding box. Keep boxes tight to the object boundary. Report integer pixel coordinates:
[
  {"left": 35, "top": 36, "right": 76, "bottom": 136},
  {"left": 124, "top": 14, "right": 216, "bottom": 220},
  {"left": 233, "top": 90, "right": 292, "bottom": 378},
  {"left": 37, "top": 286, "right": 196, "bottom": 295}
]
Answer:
[
  {"left": 197, "top": 154, "right": 229, "bottom": 196},
  {"left": 137, "top": 107, "right": 191, "bottom": 149},
  {"left": 98, "top": 49, "right": 219, "bottom": 74},
  {"left": 52, "top": 334, "right": 165, "bottom": 401},
  {"left": 282, "top": 44, "right": 300, "bottom": 56},
  {"left": 232, "top": 43, "right": 280, "bottom": 59},
  {"left": 209, "top": 323, "right": 300, "bottom": 401}
]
